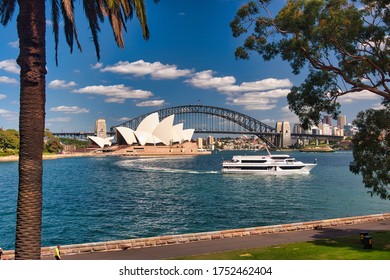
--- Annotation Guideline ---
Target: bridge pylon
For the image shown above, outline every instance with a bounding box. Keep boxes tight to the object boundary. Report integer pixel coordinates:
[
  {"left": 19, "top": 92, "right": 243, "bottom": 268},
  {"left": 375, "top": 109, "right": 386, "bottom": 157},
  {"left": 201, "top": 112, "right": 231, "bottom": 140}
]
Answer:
[{"left": 276, "top": 121, "right": 291, "bottom": 148}]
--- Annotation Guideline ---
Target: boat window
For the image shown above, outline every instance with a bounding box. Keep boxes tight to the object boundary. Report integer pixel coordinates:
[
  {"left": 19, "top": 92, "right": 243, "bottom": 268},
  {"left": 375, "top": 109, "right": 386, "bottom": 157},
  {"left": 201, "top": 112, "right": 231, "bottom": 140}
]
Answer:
[
  {"left": 279, "top": 166, "right": 304, "bottom": 170},
  {"left": 271, "top": 156, "right": 289, "bottom": 160},
  {"left": 241, "top": 160, "right": 268, "bottom": 163},
  {"left": 240, "top": 166, "right": 270, "bottom": 170}
]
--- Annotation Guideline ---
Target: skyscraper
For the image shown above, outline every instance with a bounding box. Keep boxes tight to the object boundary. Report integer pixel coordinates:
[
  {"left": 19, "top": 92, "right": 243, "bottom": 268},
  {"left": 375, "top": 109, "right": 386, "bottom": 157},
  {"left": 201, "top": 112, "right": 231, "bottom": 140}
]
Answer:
[
  {"left": 323, "top": 115, "right": 332, "bottom": 126},
  {"left": 337, "top": 115, "right": 347, "bottom": 129}
]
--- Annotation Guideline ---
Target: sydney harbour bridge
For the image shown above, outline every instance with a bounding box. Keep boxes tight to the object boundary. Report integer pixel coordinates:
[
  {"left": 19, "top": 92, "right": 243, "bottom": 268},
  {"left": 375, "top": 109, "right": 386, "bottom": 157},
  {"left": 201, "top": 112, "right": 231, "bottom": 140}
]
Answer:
[{"left": 54, "top": 104, "right": 342, "bottom": 148}]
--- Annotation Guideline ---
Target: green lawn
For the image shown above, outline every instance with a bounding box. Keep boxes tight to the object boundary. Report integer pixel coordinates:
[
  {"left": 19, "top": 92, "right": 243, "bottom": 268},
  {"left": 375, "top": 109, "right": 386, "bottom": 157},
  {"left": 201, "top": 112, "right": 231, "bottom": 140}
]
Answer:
[{"left": 172, "top": 231, "right": 390, "bottom": 260}]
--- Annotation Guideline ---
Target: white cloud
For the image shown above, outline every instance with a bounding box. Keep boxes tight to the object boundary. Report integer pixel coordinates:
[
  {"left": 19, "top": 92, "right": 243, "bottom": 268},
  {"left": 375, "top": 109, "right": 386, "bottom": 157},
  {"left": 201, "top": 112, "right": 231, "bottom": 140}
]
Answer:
[
  {"left": 49, "top": 106, "right": 89, "bottom": 114},
  {"left": 226, "top": 89, "right": 291, "bottom": 110},
  {"left": 91, "top": 62, "right": 103, "bottom": 69},
  {"left": 46, "top": 117, "right": 71, "bottom": 122},
  {"left": 48, "top": 79, "right": 77, "bottom": 89},
  {"left": 371, "top": 102, "right": 386, "bottom": 110},
  {"left": 101, "top": 60, "right": 192, "bottom": 79},
  {"left": 8, "top": 40, "right": 19, "bottom": 48},
  {"left": 0, "top": 94, "right": 6, "bottom": 100},
  {"left": 186, "top": 71, "right": 292, "bottom": 95},
  {"left": 73, "top": 84, "right": 153, "bottom": 103},
  {"left": 117, "top": 117, "right": 132, "bottom": 122},
  {"left": 136, "top": 100, "right": 166, "bottom": 107},
  {"left": 0, "top": 59, "right": 19, "bottom": 74},
  {"left": 0, "top": 109, "right": 18, "bottom": 121},
  {"left": 227, "top": 95, "right": 278, "bottom": 110},
  {"left": 185, "top": 70, "right": 236, "bottom": 90},
  {"left": 219, "top": 78, "right": 293, "bottom": 93},
  {"left": 0, "top": 76, "right": 18, "bottom": 84},
  {"left": 338, "top": 90, "right": 382, "bottom": 103},
  {"left": 280, "top": 106, "right": 299, "bottom": 123},
  {"left": 260, "top": 118, "right": 277, "bottom": 125}
]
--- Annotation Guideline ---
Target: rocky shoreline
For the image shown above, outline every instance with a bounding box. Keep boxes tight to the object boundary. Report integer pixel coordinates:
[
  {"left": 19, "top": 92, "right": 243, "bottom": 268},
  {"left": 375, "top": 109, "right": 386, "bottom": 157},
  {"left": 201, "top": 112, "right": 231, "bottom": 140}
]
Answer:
[{"left": 299, "top": 146, "right": 335, "bottom": 152}]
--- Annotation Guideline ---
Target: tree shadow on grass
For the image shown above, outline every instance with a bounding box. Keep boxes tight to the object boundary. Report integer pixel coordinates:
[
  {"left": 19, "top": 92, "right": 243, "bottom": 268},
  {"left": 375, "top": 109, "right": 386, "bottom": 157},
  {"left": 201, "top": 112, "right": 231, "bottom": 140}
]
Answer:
[{"left": 307, "top": 229, "right": 390, "bottom": 259}]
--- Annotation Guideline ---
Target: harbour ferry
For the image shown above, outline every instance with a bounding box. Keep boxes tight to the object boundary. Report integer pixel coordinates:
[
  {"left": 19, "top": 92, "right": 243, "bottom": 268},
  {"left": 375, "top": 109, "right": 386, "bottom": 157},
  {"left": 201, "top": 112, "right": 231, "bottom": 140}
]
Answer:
[{"left": 221, "top": 149, "right": 317, "bottom": 175}]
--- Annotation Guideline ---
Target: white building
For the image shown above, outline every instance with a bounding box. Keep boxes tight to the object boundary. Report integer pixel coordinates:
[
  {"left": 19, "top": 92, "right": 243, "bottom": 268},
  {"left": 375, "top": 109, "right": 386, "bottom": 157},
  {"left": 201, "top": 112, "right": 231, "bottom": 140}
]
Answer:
[
  {"left": 115, "top": 112, "right": 194, "bottom": 146},
  {"left": 321, "top": 123, "right": 332, "bottom": 135}
]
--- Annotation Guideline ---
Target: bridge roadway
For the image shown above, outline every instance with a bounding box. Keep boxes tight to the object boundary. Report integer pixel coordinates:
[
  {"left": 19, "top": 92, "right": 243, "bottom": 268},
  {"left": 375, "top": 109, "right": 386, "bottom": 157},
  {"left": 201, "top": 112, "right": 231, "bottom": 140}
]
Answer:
[{"left": 53, "top": 130, "right": 343, "bottom": 141}]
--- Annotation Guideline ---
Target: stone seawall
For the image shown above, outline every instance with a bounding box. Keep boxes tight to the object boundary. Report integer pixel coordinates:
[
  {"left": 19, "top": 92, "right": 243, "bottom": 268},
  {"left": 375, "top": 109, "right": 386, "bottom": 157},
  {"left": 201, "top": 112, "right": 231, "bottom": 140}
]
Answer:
[{"left": 3, "top": 213, "right": 390, "bottom": 260}]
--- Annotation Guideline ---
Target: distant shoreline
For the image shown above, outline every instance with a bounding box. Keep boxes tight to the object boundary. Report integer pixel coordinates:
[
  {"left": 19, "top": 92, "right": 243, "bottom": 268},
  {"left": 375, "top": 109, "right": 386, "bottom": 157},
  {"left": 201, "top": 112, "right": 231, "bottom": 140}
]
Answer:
[
  {"left": 0, "top": 146, "right": 348, "bottom": 162},
  {"left": 0, "top": 152, "right": 96, "bottom": 162}
]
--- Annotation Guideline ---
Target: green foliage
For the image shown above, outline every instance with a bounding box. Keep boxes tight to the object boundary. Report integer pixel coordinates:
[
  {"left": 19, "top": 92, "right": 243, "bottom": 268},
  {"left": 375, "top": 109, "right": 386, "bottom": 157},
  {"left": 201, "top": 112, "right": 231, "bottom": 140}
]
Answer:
[
  {"left": 0, "top": 128, "right": 19, "bottom": 150},
  {"left": 288, "top": 69, "right": 341, "bottom": 129},
  {"left": 44, "top": 129, "right": 63, "bottom": 154},
  {"left": 59, "top": 138, "right": 88, "bottom": 149},
  {"left": 232, "top": 0, "right": 390, "bottom": 198},
  {"left": 350, "top": 102, "right": 390, "bottom": 199},
  {"left": 231, "top": 0, "right": 390, "bottom": 127}
]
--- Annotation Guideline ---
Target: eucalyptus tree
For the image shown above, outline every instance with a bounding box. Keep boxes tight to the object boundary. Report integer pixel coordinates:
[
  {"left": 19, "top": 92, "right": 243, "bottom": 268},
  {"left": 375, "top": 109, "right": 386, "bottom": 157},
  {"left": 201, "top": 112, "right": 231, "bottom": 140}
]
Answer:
[
  {"left": 0, "top": 0, "right": 156, "bottom": 259},
  {"left": 231, "top": 0, "right": 390, "bottom": 199}
]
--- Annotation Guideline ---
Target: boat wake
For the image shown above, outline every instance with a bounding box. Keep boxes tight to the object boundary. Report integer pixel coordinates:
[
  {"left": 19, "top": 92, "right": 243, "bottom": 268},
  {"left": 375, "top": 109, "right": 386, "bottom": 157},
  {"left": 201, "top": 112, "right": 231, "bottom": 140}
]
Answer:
[{"left": 116, "top": 159, "right": 219, "bottom": 175}]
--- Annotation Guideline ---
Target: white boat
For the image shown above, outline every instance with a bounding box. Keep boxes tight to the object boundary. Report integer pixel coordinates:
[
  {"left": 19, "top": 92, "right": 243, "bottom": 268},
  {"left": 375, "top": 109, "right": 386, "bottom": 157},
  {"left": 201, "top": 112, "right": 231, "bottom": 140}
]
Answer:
[{"left": 221, "top": 150, "right": 317, "bottom": 175}]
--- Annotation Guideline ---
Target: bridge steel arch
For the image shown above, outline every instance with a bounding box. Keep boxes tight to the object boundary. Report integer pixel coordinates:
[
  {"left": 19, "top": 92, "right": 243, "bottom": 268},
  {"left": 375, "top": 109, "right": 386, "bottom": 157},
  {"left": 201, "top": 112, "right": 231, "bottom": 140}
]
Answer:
[{"left": 111, "top": 105, "right": 279, "bottom": 147}]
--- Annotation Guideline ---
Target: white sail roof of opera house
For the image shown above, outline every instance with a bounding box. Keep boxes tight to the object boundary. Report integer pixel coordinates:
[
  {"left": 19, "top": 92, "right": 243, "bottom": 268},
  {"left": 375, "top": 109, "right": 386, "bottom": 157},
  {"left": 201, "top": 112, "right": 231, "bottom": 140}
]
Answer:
[
  {"left": 182, "top": 128, "right": 195, "bottom": 142},
  {"left": 136, "top": 112, "right": 159, "bottom": 134},
  {"left": 152, "top": 115, "right": 176, "bottom": 146},
  {"left": 173, "top": 123, "right": 184, "bottom": 143},
  {"left": 115, "top": 127, "right": 137, "bottom": 145},
  {"left": 88, "top": 136, "right": 114, "bottom": 148},
  {"left": 115, "top": 113, "right": 194, "bottom": 146},
  {"left": 133, "top": 130, "right": 163, "bottom": 146}
]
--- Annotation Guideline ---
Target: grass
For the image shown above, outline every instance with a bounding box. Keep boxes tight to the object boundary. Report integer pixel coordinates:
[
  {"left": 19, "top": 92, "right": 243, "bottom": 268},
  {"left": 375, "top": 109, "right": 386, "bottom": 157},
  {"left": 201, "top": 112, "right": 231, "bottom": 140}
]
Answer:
[{"left": 172, "top": 231, "right": 390, "bottom": 260}]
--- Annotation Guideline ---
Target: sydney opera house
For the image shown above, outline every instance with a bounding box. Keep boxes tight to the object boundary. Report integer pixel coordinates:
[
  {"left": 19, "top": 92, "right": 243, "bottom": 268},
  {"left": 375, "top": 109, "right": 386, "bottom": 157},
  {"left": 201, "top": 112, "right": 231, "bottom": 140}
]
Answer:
[{"left": 88, "top": 113, "right": 204, "bottom": 155}]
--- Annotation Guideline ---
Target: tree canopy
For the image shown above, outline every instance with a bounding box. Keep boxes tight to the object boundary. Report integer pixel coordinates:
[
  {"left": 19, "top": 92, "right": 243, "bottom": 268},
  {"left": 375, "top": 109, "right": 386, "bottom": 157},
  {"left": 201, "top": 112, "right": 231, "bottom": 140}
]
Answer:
[
  {"left": 231, "top": 0, "right": 390, "bottom": 199},
  {"left": 231, "top": 0, "right": 390, "bottom": 127},
  {"left": 0, "top": 128, "right": 19, "bottom": 152},
  {"left": 350, "top": 101, "right": 390, "bottom": 199}
]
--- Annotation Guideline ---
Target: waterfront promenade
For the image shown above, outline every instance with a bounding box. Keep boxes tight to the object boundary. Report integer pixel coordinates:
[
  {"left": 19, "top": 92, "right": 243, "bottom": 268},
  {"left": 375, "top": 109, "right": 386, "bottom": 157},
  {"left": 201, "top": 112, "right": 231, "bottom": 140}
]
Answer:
[{"left": 2, "top": 213, "right": 390, "bottom": 260}]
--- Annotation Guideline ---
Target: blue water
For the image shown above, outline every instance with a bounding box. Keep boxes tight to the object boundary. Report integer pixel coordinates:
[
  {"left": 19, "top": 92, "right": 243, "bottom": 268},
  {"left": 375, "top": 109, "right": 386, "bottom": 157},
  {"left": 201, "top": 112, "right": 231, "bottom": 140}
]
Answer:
[{"left": 0, "top": 151, "right": 389, "bottom": 250}]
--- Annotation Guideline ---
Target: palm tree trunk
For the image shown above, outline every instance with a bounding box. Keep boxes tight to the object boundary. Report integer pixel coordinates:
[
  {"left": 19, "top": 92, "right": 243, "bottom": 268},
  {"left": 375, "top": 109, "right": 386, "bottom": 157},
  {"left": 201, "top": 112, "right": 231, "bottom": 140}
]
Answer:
[{"left": 15, "top": 0, "right": 47, "bottom": 260}]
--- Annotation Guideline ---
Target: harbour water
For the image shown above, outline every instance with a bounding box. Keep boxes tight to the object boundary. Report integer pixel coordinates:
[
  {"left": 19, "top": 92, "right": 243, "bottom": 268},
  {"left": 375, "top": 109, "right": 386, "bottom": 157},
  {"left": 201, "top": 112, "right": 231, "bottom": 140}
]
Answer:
[{"left": 0, "top": 150, "right": 389, "bottom": 250}]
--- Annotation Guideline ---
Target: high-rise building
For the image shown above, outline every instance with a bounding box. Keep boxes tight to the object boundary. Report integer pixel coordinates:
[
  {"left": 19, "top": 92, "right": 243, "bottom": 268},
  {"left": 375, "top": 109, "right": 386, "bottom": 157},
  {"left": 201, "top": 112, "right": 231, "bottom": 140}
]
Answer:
[
  {"left": 321, "top": 124, "right": 332, "bottom": 135},
  {"left": 337, "top": 115, "right": 347, "bottom": 129},
  {"left": 95, "top": 119, "right": 107, "bottom": 139},
  {"left": 293, "top": 124, "right": 303, "bottom": 134},
  {"left": 207, "top": 135, "right": 214, "bottom": 146},
  {"left": 323, "top": 115, "right": 332, "bottom": 126},
  {"left": 197, "top": 137, "right": 203, "bottom": 150}
]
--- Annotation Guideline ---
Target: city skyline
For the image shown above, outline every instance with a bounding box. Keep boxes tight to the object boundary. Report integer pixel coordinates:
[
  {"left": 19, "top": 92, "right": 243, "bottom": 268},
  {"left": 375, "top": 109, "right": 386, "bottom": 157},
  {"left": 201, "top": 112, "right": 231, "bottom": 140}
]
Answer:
[{"left": 0, "top": 0, "right": 385, "bottom": 132}]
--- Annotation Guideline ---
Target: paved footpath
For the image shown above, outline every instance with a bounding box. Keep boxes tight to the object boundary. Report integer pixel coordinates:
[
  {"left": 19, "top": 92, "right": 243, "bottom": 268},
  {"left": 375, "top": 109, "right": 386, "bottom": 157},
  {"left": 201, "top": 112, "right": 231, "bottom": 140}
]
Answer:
[{"left": 48, "top": 219, "right": 390, "bottom": 260}]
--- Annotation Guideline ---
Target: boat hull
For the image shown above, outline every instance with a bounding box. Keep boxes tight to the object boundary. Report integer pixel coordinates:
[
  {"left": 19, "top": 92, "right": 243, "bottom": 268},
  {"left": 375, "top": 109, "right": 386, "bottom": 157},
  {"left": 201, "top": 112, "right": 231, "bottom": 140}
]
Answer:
[{"left": 221, "top": 163, "right": 316, "bottom": 175}]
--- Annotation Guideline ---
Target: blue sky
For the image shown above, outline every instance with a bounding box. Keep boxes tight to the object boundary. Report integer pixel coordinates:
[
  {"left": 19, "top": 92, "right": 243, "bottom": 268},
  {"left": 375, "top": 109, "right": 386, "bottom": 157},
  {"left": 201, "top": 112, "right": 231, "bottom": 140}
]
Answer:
[{"left": 0, "top": 0, "right": 384, "bottom": 132}]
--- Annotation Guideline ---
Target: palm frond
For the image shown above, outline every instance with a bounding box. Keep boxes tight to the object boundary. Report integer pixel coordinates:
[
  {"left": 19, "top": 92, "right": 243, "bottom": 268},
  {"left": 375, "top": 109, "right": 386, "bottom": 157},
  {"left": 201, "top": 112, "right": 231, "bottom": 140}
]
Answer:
[
  {"left": 107, "top": 8, "right": 125, "bottom": 48},
  {"left": 96, "top": 0, "right": 106, "bottom": 21},
  {"left": 83, "top": 0, "right": 102, "bottom": 60},
  {"left": 131, "top": 0, "right": 149, "bottom": 40},
  {"left": 61, "top": 0, "right": 82, "bottom": 53},
  {"left": 0, "top": 0, "right": 17, "bottom": 25},
  {"left": 120, "top": 0, "right": 132, "bottom": 18},
  {"left": 52, "top": 0, "right": 60, "bottom": 65}
]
